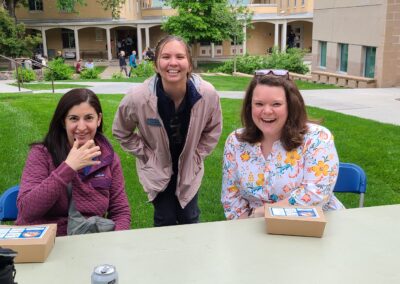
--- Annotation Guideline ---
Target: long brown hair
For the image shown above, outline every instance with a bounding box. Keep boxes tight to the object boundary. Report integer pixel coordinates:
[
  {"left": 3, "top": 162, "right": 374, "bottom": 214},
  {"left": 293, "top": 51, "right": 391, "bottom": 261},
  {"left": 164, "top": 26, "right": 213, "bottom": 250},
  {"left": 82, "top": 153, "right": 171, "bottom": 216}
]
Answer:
[{"left": 238, "top": 76, "right": 309, "bottom": 151}]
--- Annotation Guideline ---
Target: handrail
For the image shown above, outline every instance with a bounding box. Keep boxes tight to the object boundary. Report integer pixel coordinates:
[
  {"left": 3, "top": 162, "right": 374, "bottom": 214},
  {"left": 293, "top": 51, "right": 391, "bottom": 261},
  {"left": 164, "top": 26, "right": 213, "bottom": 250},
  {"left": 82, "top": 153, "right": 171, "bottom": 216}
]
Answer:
[{"left": 0, "top": 54, "right": 55, "bottom": 93}]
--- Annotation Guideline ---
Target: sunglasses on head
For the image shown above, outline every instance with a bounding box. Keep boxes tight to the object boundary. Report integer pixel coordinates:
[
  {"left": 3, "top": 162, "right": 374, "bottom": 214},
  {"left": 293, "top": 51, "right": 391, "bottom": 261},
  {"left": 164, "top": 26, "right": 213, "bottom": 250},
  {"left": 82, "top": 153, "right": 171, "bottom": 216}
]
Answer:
[{"left": 254, "top": 69, "right": 290, "bottom": 79}]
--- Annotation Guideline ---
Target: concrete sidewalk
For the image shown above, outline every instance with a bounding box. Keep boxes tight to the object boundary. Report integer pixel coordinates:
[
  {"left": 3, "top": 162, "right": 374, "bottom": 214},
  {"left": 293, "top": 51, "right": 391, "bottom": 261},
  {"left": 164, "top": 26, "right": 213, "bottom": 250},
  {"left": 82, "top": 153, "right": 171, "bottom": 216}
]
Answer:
[
  {"left": 1, "top": 79, "right": 399, "bottom": 125},
  {"left": 0, "top": 80, "right": 32, "bottom": 93},
  {"left": 219, "top": 88, "right": 400, "bottom": 126}
]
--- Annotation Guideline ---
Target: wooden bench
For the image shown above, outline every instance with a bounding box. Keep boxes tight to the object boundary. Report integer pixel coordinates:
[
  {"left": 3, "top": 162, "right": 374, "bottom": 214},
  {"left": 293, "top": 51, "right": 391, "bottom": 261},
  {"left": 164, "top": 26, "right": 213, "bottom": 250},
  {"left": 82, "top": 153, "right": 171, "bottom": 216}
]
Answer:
[{"left": 311, "top": 71, "right": 376, "bottom": 88}]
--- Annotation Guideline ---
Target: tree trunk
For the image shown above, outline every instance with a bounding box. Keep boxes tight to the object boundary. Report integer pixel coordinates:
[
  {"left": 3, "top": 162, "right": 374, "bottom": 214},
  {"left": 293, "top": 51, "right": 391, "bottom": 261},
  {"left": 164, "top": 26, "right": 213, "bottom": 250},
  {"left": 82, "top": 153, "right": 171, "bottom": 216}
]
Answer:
[
  {"left": 191, "top": 42, "right": 198, "bottom": 69},
  {"left": 4, "top": 0, "right": 17, "bottom": 21}
]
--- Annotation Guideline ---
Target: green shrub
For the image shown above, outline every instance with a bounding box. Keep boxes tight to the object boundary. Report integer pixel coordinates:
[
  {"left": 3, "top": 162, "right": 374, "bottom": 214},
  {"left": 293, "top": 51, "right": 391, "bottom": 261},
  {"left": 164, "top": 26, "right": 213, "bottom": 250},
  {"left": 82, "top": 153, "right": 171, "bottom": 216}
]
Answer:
[
  {"left": 80, "top": 68, "right": 100, "bottom": 79},
  {"left": 14, "top": 67, "right": 36, "bottom": 83},
  {"left": 129, "top": 61, "right": 155, "bottom": 78},
  {"left": 111, "top": 72, "right": 123, "bottom": 79},
  {"left": 44, "top": 58, "right": 73, "bottom": 81},
  {"left": 213, "top": 48, "right": 309, "bottom": 75}
]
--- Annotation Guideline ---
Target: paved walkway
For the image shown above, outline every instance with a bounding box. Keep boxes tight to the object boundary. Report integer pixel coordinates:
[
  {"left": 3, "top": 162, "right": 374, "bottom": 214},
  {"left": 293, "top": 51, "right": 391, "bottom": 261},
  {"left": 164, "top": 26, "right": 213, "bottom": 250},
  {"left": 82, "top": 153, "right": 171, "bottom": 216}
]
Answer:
[
  {"left": 0, "top": 79, "right": 399, "bottom": 125},
  {"left": 100, "top": 66, "right": 124, "bottom": 79}
]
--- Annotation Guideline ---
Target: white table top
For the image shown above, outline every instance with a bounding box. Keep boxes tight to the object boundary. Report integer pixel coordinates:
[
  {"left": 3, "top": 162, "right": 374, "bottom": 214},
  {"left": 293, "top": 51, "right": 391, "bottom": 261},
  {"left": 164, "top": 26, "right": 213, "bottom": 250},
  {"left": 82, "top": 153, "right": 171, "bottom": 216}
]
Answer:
[{"left": 15, "top": 205, "right": 400, "bottom": 284}]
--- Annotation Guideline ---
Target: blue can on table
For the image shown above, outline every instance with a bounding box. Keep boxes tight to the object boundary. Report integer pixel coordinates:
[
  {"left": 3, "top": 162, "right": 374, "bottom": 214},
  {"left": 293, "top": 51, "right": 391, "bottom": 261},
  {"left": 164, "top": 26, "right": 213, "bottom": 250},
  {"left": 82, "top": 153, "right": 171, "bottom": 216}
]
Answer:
[{"left": 91, "top": 264, "right": 118, "bottom": 284}]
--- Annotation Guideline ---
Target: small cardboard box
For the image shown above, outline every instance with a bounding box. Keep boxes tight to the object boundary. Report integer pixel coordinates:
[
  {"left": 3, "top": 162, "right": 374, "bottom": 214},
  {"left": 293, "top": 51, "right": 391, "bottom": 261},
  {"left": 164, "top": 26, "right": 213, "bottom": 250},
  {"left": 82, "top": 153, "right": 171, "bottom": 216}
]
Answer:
[
  {"left": 0, "top": 223, "right": 57, "bottom": 263},
  {"left": 264, "top": 205, "right": 326, "bottom": 238}
]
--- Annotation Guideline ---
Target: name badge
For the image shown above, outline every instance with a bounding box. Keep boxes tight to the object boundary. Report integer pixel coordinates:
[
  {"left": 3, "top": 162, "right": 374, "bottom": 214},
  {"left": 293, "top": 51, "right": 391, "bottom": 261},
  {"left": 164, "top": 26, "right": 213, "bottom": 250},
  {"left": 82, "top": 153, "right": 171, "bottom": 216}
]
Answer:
[{"left": 146, "top": 118, "right": 162, "bottom": 127}]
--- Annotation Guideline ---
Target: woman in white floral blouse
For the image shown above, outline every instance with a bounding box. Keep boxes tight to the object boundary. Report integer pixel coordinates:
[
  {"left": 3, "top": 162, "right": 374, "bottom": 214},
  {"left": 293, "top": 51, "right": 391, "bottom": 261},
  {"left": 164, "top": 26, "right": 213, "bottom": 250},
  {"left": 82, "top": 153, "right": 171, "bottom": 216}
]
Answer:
[{"left": 221, "top": 70, "right": 344, "bottom": 220}]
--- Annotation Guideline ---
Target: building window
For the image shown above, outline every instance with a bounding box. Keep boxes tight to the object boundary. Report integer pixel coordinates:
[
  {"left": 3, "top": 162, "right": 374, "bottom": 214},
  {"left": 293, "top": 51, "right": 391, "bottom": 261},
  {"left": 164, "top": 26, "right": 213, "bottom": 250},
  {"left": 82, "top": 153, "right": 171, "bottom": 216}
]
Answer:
[
  {"left": 61, "top": 29, "right": 75, "bottom": 49},
  {"left": 287, "top": 0, "right": 290, "bottom": 7},
  {"left": 294, "top": 0, "right": 297, "bottom": 7},
  {"left": 339, "top": 43, "right": 348, "bottom": 72},
  {"left": 95, "top": 28, "right": 104, "bottom": 41},
  {"left": 319, "top": 41, "right": 327, "bottom": 68},
  {"left": 29, "top": 0, "right": 43, "bottom": 11},
  {"left": 364, "top": 46, "right": 376, "bottom": 78},
  {"left": 302, "top": 0, "right": 305, "bottom": 6}
]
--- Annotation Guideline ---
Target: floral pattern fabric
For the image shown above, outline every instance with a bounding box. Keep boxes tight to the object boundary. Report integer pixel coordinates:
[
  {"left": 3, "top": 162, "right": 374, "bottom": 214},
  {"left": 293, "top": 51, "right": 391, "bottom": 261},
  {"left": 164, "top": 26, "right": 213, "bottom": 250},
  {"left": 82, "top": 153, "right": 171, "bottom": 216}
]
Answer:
[{"left": 221, "top": 123, "right": 344, "bottom": 220}]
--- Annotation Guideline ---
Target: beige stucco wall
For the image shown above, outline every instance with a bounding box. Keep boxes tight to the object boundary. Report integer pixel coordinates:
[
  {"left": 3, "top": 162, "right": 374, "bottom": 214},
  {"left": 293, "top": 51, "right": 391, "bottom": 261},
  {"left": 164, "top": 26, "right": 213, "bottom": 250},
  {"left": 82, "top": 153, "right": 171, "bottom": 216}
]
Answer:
[
  {"left": 247, "top": 22, "right": 275, "bottom": 55},
  {"left": 303, "top": 21, "right": 312, "bottom": 50},
  {"left": 148, "top": 26, "right": 167, "bottom": 48},
  {"left": 141, "top": 8, "right": 176, "bottom": 18},
  {"left": 16, "top": 0, "right": 113, "bottom": 20},
  {"left": 311, "top": 0, "right": 400, "bottom": 87},
  {"left": 77, "top": 28, "right": 107, "bottom": 51},
  {"left": 249, "top": 6, "right": 278, "bottom": 14},
  {"left": 283, "top": 0, "right": 314, "bottom": 14},
  {"left": 379, "top": 0, "right": 400, "bottom": 87},
  {"left": 119, "top": 0, "right": 141, "bottom": 20},
  {"left": 46, "top": 29, "right": 62, "bottom": 52}
]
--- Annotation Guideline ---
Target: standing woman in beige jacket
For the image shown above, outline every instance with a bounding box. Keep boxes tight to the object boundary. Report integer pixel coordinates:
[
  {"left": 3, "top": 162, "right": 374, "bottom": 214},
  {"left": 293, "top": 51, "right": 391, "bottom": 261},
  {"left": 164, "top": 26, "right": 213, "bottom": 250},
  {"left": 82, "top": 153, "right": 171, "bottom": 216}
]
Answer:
[{"left": 112, "top": 35, "right": 222, "bottom": 226}]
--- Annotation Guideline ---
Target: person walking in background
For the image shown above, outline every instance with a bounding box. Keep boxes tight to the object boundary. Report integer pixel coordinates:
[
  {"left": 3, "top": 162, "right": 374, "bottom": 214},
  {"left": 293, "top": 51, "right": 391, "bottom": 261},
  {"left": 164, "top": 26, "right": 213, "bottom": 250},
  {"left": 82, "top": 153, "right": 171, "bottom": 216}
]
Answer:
[
  {"left": 221, "top": 70, "right": 344, "bottom": 220},
  {"left": 128, "top": 50, "right": 137, "bottom": 77},
  {"left": 118, "top": 50, "right": 128, "bottom": 77},
  {"left": 113, "top": 35, "right": 222, "bottom": 227},
  {"left": 145, "top": 47, "right": 155, "bottom": 62},
  {"left": 16, "top": 88, "right": 131, "bottom": 236}
]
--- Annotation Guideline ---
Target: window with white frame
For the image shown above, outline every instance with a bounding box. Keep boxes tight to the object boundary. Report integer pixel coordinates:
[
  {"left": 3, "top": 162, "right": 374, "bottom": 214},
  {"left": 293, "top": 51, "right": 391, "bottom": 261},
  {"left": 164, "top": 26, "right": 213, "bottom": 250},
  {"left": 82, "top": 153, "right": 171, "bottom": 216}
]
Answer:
[
  {"left": 319, "top": 41, "right": 327, "bottom": 68},
  {"left": 28, "top": 0, "right": 43, "bottom": 11},
  {"left": 339, "top": 43, "right": 348, "bottom": 72},
  {"left": 95, "top": 28, "right": 104, "bottom": 41},
  {"left": 302, "top": 0, "right": 305, "bottom": 6},
  {"left": 364, "top": 46, "right": 376, "bottom": 78}
]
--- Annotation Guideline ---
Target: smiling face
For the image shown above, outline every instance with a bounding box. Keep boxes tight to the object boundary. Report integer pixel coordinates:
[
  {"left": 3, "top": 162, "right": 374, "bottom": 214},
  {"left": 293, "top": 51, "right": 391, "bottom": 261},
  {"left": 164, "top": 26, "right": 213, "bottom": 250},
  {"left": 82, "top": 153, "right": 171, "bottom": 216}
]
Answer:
[
  {"left": 251, "top": 84, "right": 288, "bottom": 142},
  {"left": 155, "top": 40, "right": 192, "bottom": 87},
  {"left": 64, "top": 102, "right": 102, "bottom": 147}
]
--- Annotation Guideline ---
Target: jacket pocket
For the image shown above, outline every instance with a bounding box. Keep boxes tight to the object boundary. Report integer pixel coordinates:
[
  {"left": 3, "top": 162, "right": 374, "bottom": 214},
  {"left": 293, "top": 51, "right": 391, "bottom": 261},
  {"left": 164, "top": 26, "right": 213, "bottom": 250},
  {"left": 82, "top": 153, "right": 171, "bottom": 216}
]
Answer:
[{"left": 193, "top": 150, "right": 202, "bottom": 176}]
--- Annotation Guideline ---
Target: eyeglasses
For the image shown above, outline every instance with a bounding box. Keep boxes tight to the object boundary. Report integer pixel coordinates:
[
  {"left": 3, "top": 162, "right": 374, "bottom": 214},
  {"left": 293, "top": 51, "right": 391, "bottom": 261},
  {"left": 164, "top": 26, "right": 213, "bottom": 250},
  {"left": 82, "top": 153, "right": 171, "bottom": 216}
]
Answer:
[{"left": 254, "top": 69, "right": 290, "bottom": 79}]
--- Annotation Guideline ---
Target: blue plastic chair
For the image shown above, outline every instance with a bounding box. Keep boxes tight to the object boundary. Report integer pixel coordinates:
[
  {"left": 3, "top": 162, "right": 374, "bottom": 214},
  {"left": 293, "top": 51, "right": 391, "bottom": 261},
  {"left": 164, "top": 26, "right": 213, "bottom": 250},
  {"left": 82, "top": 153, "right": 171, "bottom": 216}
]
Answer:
[
  {"left": 0, "top": 185, "right": 19, "bottom": 223},
  {"left": 334, "top": 163, "right": 367, "bottom": 207}
]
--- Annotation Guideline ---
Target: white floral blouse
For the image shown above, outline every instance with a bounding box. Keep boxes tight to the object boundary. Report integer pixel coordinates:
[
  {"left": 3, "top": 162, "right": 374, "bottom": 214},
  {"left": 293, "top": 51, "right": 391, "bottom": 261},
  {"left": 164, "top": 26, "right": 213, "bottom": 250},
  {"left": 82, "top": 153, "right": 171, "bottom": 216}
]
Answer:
[{"left": 221, "top": 123, "right": 344, "bottom": 220}]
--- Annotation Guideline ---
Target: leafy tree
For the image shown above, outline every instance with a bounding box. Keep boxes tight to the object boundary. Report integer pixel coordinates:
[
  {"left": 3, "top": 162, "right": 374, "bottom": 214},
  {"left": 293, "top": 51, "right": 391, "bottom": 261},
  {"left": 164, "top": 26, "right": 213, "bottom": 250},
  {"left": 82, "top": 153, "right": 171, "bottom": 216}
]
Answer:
[
  {"left": 0, "top": 9, "right": 41, "bottom": 57},
  {"left": 162, "top": 0, "right": 252, "bottom": 66},
  {"left": 2, "top": 0, "right": 126, "bottom": 19}
]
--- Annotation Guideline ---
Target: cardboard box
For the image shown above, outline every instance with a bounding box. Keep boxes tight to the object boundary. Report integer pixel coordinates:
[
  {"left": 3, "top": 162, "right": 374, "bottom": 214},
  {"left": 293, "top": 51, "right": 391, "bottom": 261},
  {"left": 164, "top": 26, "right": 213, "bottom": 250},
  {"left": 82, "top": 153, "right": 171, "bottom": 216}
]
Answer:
[
  {"left": 0, "top": 224, "right": 57, "bottom": 263},
  {"left": 264, "top": 205, "right": 326, "bottom": 238}
]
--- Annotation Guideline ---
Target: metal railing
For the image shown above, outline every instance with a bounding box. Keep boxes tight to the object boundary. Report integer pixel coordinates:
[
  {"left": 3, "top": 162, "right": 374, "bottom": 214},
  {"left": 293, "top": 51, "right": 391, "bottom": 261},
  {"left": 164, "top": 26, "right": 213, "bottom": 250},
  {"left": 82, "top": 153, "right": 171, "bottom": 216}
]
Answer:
[{"left": 0, "top": 54, "right": 55, "bottom": 93}]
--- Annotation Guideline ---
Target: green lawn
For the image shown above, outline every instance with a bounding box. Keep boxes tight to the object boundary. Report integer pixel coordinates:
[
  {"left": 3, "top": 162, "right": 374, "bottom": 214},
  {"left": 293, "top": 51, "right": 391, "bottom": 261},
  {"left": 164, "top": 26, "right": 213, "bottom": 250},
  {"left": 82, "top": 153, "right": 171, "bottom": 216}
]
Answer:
[
  {"left": 196, "top": 62, "right": 225, "bottom": 73},
  {"left": 0, "top": 93, "right": 399, "bottom": 229}
]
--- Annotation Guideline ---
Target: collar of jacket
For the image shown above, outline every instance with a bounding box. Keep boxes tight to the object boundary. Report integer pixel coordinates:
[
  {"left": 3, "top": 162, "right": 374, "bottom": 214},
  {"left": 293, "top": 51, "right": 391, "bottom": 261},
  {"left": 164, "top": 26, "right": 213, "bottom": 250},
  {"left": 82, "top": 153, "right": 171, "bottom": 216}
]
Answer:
[
  {"left": 78, "top": 133, "right": 114, "bottom": 180},
  {"left": 147, "top": 73, "right": 203, "bottom": 100},
  {"left": 155, "top": 75, "right": 201, "bottom": 108}
]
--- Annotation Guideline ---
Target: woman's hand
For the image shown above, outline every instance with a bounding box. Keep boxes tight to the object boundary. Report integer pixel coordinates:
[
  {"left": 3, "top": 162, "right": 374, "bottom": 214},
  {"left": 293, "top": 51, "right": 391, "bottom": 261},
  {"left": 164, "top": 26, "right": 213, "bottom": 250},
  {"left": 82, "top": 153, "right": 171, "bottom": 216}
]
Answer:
[
  {"left": 65, "top": 140, "right": 101, "bottom": 171},
  {"left": 238, "top": 206, "right": 265, "bottom": 219}
]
